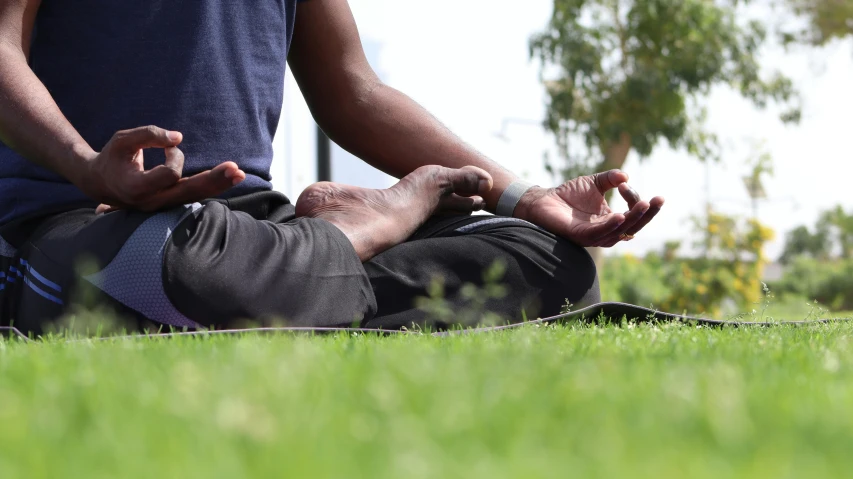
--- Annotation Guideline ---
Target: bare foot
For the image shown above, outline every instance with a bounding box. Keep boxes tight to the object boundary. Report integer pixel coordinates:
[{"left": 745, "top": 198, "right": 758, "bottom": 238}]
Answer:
[{"left": 295, "top": 165, "right": 493, "bottom": 261}]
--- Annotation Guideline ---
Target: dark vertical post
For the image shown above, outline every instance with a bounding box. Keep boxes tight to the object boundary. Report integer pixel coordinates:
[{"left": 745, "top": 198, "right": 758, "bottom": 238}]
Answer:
[{"left": 316, "top": 124, "right": 332, "bottom": 182}]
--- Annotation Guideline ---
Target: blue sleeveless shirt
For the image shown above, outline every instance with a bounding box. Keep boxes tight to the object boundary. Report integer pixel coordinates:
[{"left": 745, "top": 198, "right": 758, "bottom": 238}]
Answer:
[{"left": 0, "top": 0, "right": 302, "bottom": 224}]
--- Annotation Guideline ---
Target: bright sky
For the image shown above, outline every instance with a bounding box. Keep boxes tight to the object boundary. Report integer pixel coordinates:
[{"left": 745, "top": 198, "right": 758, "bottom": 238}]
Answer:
[{"left": 271, "top": 0, "right": 853, "bottom": 260}]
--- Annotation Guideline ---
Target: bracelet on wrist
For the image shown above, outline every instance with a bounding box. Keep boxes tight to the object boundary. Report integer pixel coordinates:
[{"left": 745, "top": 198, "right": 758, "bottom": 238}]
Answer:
[{"left": 495, "top": 180, "right": 537, "bottom": 217}]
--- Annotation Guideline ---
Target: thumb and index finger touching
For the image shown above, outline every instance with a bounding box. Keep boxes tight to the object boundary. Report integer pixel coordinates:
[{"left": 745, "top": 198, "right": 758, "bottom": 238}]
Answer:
[
  {"left": 100, "top": 126, "right": 245, "bottom": 212},
  {"left": 112, "top": 125, "right": 187, "bottom": 192},
  {"left": 591, "top": 169, "right": 667, "bottom": 245},
  {"left": 592, "top": 169, "right": 640, "bottom": 206},
  {"left": 593, "top": 168, "right": 664, "bottom": 210}
]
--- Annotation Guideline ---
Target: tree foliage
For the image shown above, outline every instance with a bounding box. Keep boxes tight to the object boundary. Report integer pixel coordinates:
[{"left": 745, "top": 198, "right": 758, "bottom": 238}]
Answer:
[
  {"left": 781, "top": 0, "right": 853, "bottom": 47},
  {"left": 779, "top": 205, "right": 853, "bottom": 263},
  {"left": 530, "top": 0, "right": 802, "bottom": 178},
  {"left": 779, "top": 225, "right": 831, "bottom": 263}
]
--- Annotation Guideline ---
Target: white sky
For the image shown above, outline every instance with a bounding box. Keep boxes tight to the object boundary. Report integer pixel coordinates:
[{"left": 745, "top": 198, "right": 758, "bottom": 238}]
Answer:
[{"left": 271, "top": 0, "right": 853, "bottom": 260}]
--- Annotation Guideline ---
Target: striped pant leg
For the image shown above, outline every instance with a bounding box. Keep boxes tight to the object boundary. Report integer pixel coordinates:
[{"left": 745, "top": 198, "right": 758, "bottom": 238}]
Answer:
[{"left": 1, "top": 192, "right": 375, "bottom": 335}]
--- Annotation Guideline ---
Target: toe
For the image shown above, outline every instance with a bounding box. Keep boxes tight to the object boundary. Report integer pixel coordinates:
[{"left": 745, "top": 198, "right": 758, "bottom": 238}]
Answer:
[
  {"left": 438, "top": 194, "right": 486, "bottom": 214},
  {"left": 440, "top": 166, "right": 493, "bottom": 197}
]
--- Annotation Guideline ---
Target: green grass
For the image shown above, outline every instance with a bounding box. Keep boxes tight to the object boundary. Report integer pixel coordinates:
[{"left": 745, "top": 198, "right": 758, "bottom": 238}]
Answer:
[{"left": 3, "top": 322, "right": 853, "bottom": 478}]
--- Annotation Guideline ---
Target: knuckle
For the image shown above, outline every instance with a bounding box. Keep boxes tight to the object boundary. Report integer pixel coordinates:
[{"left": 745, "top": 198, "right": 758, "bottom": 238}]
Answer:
[
  {"left": 163, "top": 167, "right": 182, "bottom": 183},
  {"left": 124, "top": 184, "right": 148, "bottom": 203},
  {"left": 111, "top": 130, "right": 130, "bottom": 144}
]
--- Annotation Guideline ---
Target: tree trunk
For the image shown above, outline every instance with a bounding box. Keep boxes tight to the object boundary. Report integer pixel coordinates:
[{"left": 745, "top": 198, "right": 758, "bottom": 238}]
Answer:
[{"left": 587, "top": 132, "right": 633, "bottom": 276}]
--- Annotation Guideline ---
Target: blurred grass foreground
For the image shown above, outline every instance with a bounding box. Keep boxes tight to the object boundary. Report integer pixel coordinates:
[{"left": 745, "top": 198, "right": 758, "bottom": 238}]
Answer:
[{"left": 3, "top": 323, "right": 853, "bottom": 478}]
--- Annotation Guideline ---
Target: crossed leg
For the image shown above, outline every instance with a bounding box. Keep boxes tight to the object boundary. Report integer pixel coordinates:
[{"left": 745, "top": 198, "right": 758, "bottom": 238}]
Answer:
[{"left": 0, "top": 167, "right": 597, "bottom": 334}]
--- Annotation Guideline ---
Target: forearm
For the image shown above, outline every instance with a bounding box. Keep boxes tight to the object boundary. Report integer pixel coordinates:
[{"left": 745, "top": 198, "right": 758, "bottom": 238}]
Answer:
[
  {"left": 319, "top": 81, "right": 520, "bottom": 211},
  {"left": 0, "top": 43, "right": 94, "bottom": 185}
]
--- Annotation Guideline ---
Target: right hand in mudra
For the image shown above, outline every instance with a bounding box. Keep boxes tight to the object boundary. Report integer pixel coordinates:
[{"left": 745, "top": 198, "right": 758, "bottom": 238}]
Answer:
[{"left": 75, "top": 126, "right": 245, "bottom": 213}]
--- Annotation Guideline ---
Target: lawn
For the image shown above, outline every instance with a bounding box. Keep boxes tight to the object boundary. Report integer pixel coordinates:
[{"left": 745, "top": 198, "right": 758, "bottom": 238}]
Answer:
[{"left": 2, "top": 322, "right": 853, "bottom": 478}]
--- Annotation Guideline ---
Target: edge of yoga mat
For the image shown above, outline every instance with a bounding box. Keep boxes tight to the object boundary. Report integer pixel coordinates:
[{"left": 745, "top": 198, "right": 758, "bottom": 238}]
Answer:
[{"left": 3, "top": 302, "right": 851, "bottom": 342}]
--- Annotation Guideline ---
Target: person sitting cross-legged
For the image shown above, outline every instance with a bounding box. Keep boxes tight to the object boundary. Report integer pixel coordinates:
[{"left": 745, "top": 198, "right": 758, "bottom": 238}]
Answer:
[{"left": 0, "top": 0, "right": 663, "bottom": 335}]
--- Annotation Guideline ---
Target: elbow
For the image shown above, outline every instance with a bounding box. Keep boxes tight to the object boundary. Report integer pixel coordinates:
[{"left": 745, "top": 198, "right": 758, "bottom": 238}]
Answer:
[
  {"left": 0, "top": 42, "right": 27, "bottom": 69},
  {"left": 311, "top": 70, "right": 383, "bottom": 140}
]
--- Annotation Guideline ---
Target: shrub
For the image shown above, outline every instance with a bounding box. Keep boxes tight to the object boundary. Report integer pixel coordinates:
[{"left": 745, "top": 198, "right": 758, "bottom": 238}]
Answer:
[
  {"left": 601, "top": 211, "right": 774, "bottom": 316},
  {"left": 771, "top": 256, "right": 853, "bottom": 311}
]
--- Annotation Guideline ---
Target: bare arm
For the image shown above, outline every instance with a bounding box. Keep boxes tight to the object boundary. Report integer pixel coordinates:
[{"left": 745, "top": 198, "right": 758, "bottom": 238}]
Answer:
[
  {"left": 0, "top": 0, "right": 95, "bottom": 185},
  {"left": 288, "top": 0, "right": 517, "bottom": 211},
  {"left": 288, "top": 0, "right": 664, "bottom": 245},
  {"left": 0, "top": 0, "right": 243, "bottom": 211}
]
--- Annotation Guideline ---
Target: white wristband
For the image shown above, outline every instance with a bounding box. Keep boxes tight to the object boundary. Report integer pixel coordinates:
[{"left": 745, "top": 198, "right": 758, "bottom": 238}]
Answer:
[{"left": 495, "top": 180, "right": 536, "bottom": 217}]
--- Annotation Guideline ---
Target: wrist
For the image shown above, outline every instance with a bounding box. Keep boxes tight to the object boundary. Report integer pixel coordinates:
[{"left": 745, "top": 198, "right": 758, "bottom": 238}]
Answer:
[
  {"left": 495, "top": 180, "right": 539, "bottom": 218},
  {"left": 62, "top": 143, "right": 98, "bottom": 191},
  {"left": 512, "top": 185, "right": 550, "bottom": 220}
]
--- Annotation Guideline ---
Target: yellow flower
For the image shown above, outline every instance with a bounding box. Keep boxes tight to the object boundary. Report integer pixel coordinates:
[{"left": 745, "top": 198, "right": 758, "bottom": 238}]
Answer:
[
  {"left": 708, "top": 223, "right": 719, "bottom": 234},
  {"left": 696, "top": 284, "right": 708, "bottom": 295}
]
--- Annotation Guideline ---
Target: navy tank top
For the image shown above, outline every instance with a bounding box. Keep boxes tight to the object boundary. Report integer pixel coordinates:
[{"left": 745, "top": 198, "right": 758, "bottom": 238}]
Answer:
[{"left": 0, "top": 0, "right": 303, "bottom": 224}]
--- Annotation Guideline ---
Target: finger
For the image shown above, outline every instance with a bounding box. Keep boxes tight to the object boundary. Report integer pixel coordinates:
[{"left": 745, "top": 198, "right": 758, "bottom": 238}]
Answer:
[
  {"left": 113, "top": 126, "right": 183, "bottom": 152},
  {"left": 564, "top": 212, "right": 626, "bottom": 247},
  {"left": 96, "top": 204, "right": 122, "bottom": 215},
  {"left": 438, "top": 194, "right": 486, "bottom": 214},
  {"left": 221, "top": 162, "right": 247, "bottom": 186},
  {"left": 593, "top": 201, "right": 650, "bottom": 247},
  {"left": 462, "top": 166, "right": 494, "bottom": 195},
  {"left": 138, "top": 163, "right": 244, "bottom": 211},
  {"left": 163, "top": 145, "right": 186, "bottom": 173},
  {"left": 618, "top": 183, "right": 641, "bottom": 209},
  {"left": 625, "top": 196, "right": 665, "bottom": 236},
  {"left": 137, "top": 146, "right": 187, "bottom": 193},
  {"left": 592, "top": 169, "right": 629, "bottom": 195}
]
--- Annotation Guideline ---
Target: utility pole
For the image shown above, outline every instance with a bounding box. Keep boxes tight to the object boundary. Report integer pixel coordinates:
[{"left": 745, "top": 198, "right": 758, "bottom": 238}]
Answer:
[
  {"left": 743, "top": 173, "right": 767, "bottom": 221},
  {"left": 316, "top": 125, "right": 331, "bottom": 182},
  {"left": 705, "top": 159, "right": 712, "bottom": 257}
]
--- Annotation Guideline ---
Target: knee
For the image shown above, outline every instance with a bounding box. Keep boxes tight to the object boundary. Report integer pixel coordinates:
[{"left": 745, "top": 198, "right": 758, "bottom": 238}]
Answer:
[
  {"left": 478, "top": 224, "right": 600, "bottom": 316},
  {"left": 548, "top": 236, "right": 601, "bottom": 307},
  {"left": 163, "top": 204, "right": 376, "bottom": 328}
]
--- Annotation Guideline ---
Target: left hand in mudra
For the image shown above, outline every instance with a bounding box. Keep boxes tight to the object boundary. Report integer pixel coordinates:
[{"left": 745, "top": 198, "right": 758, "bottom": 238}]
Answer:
[{"left": 513, "top": 169, "right": 664, "bottom": 247}]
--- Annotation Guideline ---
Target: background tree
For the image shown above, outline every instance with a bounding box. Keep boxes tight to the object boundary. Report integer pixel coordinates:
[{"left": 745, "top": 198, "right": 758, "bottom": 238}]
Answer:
[
  {"left": 778, "top": 205, "right": 853, "bottom": 263},
  {"left": 529, "top": 0, "right": 801, "bottom": 180},
  {"left": 773, "top": 204, "right": 853, "bottom": 311},
  {"left": 818, "top": 206, "right": 853, "bottom": 258},
  {"left": 780, "top": 0, "right": 853, "bottom": 47},
  {"left": 778, "top": 225, "right": 831, "bottom": 263}
]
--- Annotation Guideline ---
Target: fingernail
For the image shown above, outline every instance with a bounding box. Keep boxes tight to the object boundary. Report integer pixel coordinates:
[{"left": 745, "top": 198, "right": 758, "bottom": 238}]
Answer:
[
  {"left": 478, "top": 179, "right": 491, "bottom": 193},
  {"left": 168, "top": 131, "right": 182, "bottom": 142},
  {"left": 473, "top": 198, "right": 485, "bottom": 211}
]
